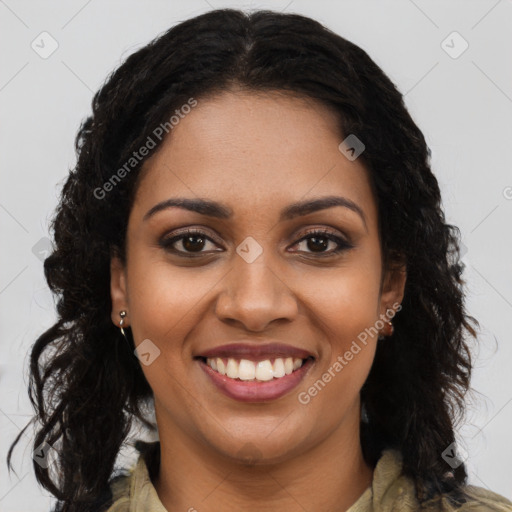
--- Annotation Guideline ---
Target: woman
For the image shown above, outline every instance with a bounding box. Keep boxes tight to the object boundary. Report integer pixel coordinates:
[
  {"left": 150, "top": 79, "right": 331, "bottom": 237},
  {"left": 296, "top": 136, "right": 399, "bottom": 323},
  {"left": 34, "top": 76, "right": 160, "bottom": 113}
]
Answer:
[{"left": 8, "top": 8, "right": 512, "bottom": 512}]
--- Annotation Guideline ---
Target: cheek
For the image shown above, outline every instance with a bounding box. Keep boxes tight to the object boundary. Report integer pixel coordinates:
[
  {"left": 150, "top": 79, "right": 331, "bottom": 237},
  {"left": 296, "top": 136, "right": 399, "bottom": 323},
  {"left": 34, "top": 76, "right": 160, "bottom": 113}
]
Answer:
[
  {"left": 123, "top": 255, "right": 218, "bottom": 392},
  {"left": 124, "top": 257, "right": 215, "bottom": 410},
  {"left": 298, "top": 270, "right": 380, "bottom": 414},
  {"left": 304, "top": 259, "right": 382, "bottom": 340},
  {"left": 126, "top": 252, "right": 220, "bottom": 338},
  {"left": 299, "top": 254, "right": 382, "bottom": 393}
]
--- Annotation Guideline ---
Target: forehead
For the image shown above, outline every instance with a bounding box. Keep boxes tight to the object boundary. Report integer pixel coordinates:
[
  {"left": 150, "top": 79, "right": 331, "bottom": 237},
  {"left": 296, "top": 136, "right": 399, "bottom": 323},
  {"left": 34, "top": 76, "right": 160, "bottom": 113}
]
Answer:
[{"left": 132, "top": 91, "right": 377, "bottom": 226}]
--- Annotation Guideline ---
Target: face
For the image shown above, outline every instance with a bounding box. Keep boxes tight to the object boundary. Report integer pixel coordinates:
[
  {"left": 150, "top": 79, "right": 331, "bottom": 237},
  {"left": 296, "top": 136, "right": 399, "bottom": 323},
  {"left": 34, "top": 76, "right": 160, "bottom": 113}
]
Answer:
[{"left": 110, "top": 90, "right": 406, "bottom": 465}]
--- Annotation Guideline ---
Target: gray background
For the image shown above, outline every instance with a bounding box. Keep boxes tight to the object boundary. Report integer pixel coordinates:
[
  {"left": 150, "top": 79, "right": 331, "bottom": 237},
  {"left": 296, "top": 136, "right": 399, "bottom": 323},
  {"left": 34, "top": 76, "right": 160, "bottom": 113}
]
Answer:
[{"left": 1, "top": 0, "right": 511, "bottom": 510}]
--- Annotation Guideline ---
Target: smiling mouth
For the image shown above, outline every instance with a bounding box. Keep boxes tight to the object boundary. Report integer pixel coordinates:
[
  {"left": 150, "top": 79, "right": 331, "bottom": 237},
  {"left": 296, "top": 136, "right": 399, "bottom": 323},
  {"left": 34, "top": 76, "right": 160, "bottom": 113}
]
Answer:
[
  {"left": 195, "top": 355, "right": 315, "bottom": 402},
  {"left": 195, "top": 356, "right": 314, "bottom": 382}
]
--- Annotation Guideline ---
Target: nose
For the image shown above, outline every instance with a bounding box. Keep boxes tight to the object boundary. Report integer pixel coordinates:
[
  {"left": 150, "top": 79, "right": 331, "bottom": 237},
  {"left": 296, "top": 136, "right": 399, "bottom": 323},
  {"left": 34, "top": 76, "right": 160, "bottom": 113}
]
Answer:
[{"left": 214, "top": 253, "right": 298, "bottom": 332}]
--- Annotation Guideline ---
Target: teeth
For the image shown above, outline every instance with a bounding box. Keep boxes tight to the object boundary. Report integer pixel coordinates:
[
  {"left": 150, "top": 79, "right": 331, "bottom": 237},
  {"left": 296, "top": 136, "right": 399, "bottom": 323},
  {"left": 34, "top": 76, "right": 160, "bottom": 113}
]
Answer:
[
  {"left": 255, "top": 360, "right": 273, "bottom": 381},
  {"left": 273, "top": 358, "right": 285, "bottom": 378},
  {"left": 205, "top": 357, "right": 306, "bottom": 381},
  {"left": 226, "top": 358, "right": 238, "bottom": 379}
]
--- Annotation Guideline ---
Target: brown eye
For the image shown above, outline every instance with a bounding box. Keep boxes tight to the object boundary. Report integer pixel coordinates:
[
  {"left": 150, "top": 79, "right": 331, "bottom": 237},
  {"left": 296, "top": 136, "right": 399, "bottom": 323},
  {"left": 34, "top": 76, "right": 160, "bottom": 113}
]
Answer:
[
  {"left": 302, "top": 235, "right": 331, "bottom": 252},
  {"left": 159, "top": 229, "right": 220, "bottom": 256},
  {"left": 293, "top": 229, "right": 353, "bottom": 256},
  {"left": 181, "top": 234, "right": 206, "bottom": 252}
]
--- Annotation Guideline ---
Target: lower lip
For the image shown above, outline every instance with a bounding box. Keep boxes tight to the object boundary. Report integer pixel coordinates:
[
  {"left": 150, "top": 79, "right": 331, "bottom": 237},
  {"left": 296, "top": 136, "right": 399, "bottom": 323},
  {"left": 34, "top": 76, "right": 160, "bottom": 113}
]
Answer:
[{"left": 197, "top": 357, "right": 315, "bottom": 403}]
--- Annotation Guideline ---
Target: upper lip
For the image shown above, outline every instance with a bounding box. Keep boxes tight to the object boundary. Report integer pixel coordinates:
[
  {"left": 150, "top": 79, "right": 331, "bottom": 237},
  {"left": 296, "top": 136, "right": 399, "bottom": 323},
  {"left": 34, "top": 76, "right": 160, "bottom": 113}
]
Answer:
[{"left": 195, "top": 342, "right": 315, "bottom": 361}]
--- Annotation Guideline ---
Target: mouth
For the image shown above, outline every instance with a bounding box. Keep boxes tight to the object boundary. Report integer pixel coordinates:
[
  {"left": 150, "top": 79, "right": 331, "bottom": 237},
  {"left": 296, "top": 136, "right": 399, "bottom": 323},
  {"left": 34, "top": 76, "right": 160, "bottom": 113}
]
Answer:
[{"left": 194, "top": 355, "right": 315, "bottom": 402}]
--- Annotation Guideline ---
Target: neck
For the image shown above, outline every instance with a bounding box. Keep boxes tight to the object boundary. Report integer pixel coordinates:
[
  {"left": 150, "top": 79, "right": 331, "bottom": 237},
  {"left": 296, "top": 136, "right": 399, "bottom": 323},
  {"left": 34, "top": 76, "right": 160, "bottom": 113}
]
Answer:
[{"left": 153, "top": 404, "right": 373, "bottom": 512}]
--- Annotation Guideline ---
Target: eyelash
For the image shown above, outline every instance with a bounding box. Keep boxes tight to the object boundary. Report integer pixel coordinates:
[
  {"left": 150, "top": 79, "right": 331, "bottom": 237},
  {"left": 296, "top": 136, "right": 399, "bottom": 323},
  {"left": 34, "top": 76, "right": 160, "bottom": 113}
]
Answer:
[{"left": 159, "top": 227, "right": 354, "bottom": 258}]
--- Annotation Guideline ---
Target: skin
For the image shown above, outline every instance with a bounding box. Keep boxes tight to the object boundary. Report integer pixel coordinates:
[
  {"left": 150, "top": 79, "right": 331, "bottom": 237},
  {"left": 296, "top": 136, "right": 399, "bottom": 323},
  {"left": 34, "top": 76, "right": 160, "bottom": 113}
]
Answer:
[{"left": 110, "top": 90, "right": 407, "bottom": 512}]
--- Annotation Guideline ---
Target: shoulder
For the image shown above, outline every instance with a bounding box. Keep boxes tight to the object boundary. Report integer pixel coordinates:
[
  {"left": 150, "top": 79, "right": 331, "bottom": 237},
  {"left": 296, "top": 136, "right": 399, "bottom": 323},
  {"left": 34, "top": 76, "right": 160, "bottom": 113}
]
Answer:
[
  {"left": 103, "top": 476, "right": 131, "bottom": 512},
  {"left": 100, "top": 467, "right": 136, "bottom": 512},
  {"left": 370, "top": 449, "right": 512, "bottom": 512},
  {"left": 418, "top": 486, "right": 512, "bottom": 512},
  {"left": 103, "top": 440, "right": 161, "bottom": 512},
  {"left": 442, "top": 485, "right": 512, "bottom": 511}
]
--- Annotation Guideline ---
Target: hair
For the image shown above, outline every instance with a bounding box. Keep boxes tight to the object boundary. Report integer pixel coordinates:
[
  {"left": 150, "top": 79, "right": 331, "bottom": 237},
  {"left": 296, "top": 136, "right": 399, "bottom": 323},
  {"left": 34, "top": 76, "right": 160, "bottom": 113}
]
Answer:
[{"left": 8, "top": 8, "right": 478, "bottom": 512}]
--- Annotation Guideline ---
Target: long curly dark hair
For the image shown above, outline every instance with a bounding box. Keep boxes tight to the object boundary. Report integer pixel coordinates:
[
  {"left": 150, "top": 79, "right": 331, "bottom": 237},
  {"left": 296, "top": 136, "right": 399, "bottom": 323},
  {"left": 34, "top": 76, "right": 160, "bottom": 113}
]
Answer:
[{"left": 8, "top": 8, "right": 478, "bottom": 511}]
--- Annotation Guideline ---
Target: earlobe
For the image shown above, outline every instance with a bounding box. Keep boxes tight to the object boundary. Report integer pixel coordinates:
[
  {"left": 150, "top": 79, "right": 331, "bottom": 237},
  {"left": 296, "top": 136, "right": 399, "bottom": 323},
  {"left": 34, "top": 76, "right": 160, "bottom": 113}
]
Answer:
[{"left": 110, "top": 256, "right": 129, "bottom": 327}]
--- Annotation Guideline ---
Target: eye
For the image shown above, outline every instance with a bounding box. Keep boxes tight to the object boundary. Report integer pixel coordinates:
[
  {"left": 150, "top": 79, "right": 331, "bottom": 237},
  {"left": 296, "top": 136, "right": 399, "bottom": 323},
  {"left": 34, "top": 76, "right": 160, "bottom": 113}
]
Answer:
[
  {"left": 159, "top": 228, "right": 221, "bottom": 256},
  {"left": 292, "top": 228, "right": 354, "bottom": 256},
  {"left": 159, "top": 227, "right": 354, "bottom": 258}
]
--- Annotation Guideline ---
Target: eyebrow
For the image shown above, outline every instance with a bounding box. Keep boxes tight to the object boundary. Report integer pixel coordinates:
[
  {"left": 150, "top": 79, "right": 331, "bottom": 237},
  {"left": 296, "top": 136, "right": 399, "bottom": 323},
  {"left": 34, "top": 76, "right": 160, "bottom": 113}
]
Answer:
[{"left": 143, "top": 195, "right": 367, "bottom": 231}]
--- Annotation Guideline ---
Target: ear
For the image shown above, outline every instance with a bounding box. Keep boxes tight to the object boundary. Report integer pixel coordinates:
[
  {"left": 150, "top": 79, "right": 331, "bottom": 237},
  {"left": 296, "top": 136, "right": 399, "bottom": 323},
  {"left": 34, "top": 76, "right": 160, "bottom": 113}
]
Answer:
[
  {"left": 379, "top": 257, "right": 407, "bottom": 317},
  {"left": 110, "top": 254, "right": 129, "bottom": 328}
]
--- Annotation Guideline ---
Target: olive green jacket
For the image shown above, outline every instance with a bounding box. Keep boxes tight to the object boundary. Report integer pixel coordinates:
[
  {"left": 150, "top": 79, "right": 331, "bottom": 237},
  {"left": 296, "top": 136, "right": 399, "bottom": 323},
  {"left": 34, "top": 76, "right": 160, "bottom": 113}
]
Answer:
[{"left": 105, "top": 447, "right": 512, "bottom": 511}]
